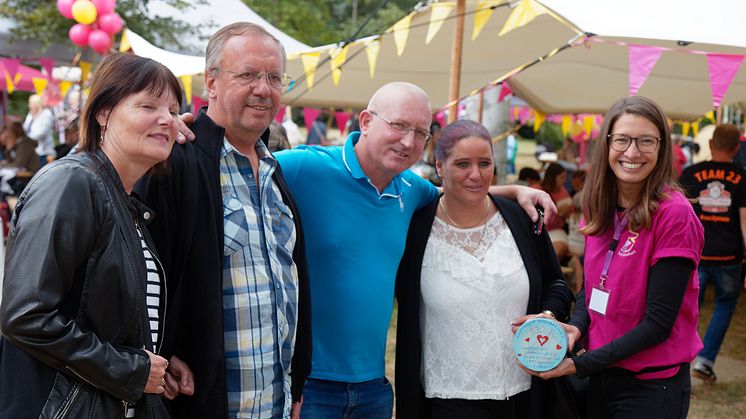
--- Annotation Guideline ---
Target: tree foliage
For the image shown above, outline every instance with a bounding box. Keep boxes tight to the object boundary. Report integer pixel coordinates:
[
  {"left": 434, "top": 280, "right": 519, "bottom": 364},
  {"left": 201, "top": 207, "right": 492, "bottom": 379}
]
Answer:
[{"left": 0, "top": 0, "right": 201, "bottom": 53}]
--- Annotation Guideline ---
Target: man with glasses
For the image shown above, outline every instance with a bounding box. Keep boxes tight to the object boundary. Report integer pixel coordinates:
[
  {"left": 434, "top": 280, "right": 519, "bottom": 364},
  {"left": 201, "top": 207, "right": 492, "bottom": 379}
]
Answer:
[
  {"left": 137, "top": 22, "right": 311, "bottom": 419},
  {"left": 274, "top": 82, "right": 555, "bottom": 417}
]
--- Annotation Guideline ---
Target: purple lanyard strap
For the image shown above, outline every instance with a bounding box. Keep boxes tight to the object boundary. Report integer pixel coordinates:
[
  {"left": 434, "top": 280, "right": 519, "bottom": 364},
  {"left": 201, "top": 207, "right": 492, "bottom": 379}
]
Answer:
[{"left": 598, "top": 214, "right": 628, "bottom": 290}]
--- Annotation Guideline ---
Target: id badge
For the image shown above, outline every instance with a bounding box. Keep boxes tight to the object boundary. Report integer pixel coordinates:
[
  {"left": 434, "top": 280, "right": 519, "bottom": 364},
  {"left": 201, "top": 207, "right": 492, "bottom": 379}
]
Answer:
[{"left": 589, "top": 286, "right": 610, "bottom": 316}]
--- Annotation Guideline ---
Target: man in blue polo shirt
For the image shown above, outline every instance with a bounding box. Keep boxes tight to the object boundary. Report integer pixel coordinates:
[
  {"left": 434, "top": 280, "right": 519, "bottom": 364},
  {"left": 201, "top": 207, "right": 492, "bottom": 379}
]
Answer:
[{"left": 275, "top": 82, "right": 554, "bottom": 418}]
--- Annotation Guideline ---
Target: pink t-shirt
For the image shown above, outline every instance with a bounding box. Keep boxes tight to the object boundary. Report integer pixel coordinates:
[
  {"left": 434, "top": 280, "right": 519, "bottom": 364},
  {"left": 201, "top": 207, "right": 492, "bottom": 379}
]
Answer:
[
  {"left": 583, "top": 190, "right": 704, "bottom": 376},
  {"left": 547, "top": 187, "right": 571, "bottom": 232}
]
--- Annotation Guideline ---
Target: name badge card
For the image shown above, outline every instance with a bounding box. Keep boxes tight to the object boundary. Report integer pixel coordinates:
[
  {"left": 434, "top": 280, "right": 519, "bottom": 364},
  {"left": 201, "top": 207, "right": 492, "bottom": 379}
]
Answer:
[
  {"left": 589, "top": 287, "right": 610, "bottom": 315},
  {"left": 513, "top": 318, "right": 568, "bottom": 372}
]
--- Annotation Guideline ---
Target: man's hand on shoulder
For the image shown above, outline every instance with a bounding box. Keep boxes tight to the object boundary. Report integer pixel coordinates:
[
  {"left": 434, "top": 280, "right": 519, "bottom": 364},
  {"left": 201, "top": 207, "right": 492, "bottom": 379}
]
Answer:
[{"left": 176, "top": 113, "right": 196, "bottom": 144}]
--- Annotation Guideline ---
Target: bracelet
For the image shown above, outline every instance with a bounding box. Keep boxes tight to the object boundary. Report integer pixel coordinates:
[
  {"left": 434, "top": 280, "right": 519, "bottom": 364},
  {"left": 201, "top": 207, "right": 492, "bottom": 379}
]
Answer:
[{"left": 541, "top": 310, "right": 556, "bottom": 319}]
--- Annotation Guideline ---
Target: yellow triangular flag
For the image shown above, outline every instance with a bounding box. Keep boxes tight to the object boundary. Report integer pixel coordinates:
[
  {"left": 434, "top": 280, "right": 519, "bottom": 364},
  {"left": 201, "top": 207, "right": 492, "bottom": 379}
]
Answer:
[
  {"left": 692, "top": 121, "right": 699, "bottom": 137},
  {"left": 392, "top": 14, "right": 413, "bottom": 56},
  {"left": 365, "top": 39, "right": 381, "bottom": 79},
  {"left": 681, "top": 121, "right": 691, "bottom": 137},
  {"left": 180, "top": 75, "right": 192, "bottom": 105},
  {"left": 498, "top": 0, "right": 548, "bottom": 37},
  {"left": 329, "top": 45, "right": 349, "bottom": 87},
  {"left": 301, "top": 52, "right": 321, "bottom": 89},
  {"left": 472, "top": 1, "right": 498, "bottom": 40},
  {"left": 705, "top": 110, "right": 715, "bottom": 122},
  {"left": 4, "top": 70, "right": 15, "bottom": 94},
  {"left": 84, "top": 88, "right": 90, "bottom": 98},
  {"left": 60, "top": 81, "right": 73, "bottom": 98},
  {"left": 583, "top": 115, "right": 594, "bottom": 137},
  {"left": 119, "top": 30, "right": 131, "bottom": 52},
  {"left": 534, "top": 111, "right": 545, "bottom": 133},
  {"left": 80, "top": 61, "right": 92, "bottom": 84},
  {"left": 561, "top": 115, "right": 572, "bottom": 137},
  {"left": 32, "top": 77, "right": 49, "bottom": 96},
  {"left": 426, "top": 3, "right": 454, "bottom": 44}
]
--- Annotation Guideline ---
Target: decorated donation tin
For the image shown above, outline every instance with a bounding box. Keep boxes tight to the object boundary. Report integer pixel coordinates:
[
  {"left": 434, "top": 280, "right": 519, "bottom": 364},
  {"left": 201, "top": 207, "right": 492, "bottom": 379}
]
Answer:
[{"left": 513, "top": 317, "right": 568, "bottom": 372}]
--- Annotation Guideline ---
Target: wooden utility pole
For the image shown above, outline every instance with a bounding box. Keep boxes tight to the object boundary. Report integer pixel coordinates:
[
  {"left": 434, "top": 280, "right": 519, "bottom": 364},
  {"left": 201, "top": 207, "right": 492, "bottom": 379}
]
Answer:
[{"left": 448, "top": 0, "right": 466, "bottom": 123}]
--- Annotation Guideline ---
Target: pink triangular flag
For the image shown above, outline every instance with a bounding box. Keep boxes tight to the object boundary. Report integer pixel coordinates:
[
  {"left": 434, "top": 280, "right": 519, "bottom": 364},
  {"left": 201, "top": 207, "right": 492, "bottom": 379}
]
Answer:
[
  {"left": 707, "top": 53, "right": 745, "bottom": 108},
  {"left": 518, "top": 107, "right": 530, "bottom": 125},
  {"left": 275, "top": 106, "right": 286, "bottom": 123},
  {"left": 3, "top": 58, "right": 21, "bottom": 81},
  {"left": 303, "top": 108, "right": 321, "bottom": 132},
  {"left": 335, "top": 111, "right": 350, "bottom": 132},
  {"left": 192, "top": 96, "right": 207, "bottom": 114},
  {"left": 498, "top": 82, "right": 513, "bottom": 102},
  {"left": 628, "top": 45, "right": 664, "bottom": 96},
  {"left": 39, "top": 57, "right": 55, "bottom": 79}
]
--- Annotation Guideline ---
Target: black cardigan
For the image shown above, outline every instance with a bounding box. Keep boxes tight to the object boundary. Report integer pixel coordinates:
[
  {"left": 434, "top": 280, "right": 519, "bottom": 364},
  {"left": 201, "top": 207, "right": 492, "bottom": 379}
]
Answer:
[
  {"left": 394, "top": 194, "right": 574, "bottom": 419},
  {"left": 135, "top": 109, "right": 311, "bottom": 418}
]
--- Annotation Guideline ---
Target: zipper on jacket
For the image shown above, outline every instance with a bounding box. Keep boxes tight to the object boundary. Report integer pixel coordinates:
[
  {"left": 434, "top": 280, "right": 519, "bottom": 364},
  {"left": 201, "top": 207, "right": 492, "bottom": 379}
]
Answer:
[{"left": 53, "top": 381, "right": 82, "bottom": 419}]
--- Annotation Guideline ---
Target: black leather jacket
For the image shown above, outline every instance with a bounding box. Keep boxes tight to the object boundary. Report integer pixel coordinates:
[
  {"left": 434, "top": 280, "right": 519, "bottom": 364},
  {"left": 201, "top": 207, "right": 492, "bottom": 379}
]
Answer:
[{"left": 0, "top": 150, "right": 168, "bottom": 418}]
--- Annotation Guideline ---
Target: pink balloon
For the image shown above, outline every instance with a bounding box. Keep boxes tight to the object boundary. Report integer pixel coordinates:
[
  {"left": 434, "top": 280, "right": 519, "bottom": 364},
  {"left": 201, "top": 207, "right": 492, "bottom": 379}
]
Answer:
[
  {"left": 69, "top": 24, "right": 93, "bottom": 47},
  {"left": 91, "top": 0, "right": 115, "bottom": 15},
  {"left": 57, "top": 0, "right": 75, "bottom": 19},
  {"left": 97, "top": 13, "right": 123, "bottom": 35},
  {"left": 89, "top": 29, "right": 111, "bottom": 54}
]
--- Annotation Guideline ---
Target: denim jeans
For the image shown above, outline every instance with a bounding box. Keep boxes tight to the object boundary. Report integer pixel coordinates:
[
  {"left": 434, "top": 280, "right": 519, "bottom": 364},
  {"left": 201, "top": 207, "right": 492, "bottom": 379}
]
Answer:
[
  {"left": 300, "top": 377, "right": 393, "bottom": 419},
  {"left": 697, "top": 264, "right": 742, "bottom": 364}
]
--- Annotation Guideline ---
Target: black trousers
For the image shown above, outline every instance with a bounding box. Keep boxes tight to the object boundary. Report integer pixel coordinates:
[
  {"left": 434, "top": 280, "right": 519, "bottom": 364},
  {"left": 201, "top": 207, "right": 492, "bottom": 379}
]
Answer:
[
  {"left": 428, "top": 390, "right": 529, "bottom": 419},
  {"left": 587, "top": 364, "right": 691, "bottom": 419}
]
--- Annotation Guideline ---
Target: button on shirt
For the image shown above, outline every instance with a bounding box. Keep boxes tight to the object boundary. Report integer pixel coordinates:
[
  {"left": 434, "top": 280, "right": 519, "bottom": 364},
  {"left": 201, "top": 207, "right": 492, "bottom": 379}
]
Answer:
[{"left": 220, "top": 138, "right": 299, "bottom": 418}]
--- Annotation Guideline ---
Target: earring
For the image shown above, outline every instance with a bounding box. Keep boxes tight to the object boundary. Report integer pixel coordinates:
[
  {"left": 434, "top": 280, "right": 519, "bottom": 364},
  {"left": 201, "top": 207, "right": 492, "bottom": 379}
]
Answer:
[{"left": 100, "top": 126, "right": 106, "bottom": 144}]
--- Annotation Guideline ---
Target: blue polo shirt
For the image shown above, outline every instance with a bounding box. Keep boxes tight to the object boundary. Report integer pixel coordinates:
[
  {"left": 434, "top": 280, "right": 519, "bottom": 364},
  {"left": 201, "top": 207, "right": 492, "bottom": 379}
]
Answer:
[{"left": 276, "top": 132, "right": 438, "bottom": 382}]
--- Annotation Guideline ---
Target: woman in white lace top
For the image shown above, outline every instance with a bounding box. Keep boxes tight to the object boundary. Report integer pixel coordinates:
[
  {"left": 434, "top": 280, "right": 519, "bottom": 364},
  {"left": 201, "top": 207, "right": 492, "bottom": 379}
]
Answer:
[{"left": 394, "top": 120, "right": 574, "bottom": 419}]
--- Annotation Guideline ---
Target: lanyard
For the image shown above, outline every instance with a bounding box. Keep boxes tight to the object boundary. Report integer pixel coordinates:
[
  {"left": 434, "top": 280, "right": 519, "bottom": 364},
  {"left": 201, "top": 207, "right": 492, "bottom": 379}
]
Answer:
[{"left": 598, "top": 213, "right": 628, "bottom": 290}]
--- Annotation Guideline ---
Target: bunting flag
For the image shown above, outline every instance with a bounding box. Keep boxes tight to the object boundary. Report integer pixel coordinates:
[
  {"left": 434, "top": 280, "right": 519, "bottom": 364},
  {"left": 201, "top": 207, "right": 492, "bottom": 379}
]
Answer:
[
  {"left": 472, "top": 1, "right": 498, "bottom": 41},
  {"left": 681, "top": 121, "right": 691, "bottom": 137},
  {"left": 426, "top": 3, "right": 454, "bottom": 44},
  {"left": 519, "top": 107, "right": 530, "bottom": 125},
  {"left": 3, "top": 58, "right": 21, "bottom": 81},
  {"left": 39, "top": 57, "right": 55, "bottom": 78},
  {"left": 533, "top": 111, "right": 545, "bottom": 132},
  {"left": 329, "top": 45, "right": 349, "bottom": 86},
  {"left": 511, "top": 107, "right": 520, "bottom": 120},
  {"left": 60, "top": 81, "right": 73, "bottom": 98},
  {"left": 561, "top": 115, "right": 572, "bottom": 137},
  {"left": 392, "top": 14, "right": 413, "bottom": 56},
  {"left": 335, "top": 111, "right": 350, "bottom": 132},
  {"left": 301, "top": 52, "right": 321, "bottom": 89},
  {"left": 692, "top": 121, "right": 699, "bottom": 137},
  {"left": 180, "top": 75, "right": 192, "bottom": 105},
  {"left": 275, "top": 106, "right": 286, "bottom": 123},
  {"left": 119, "top": 30, "right": 131, "bottom": 52},
  {"left": 192, "top": 95, "right": 207, "bottom": 114},
  {"left": 80, "top": 61, "right": 92, "bottom": 84},
  {"left": 706, "top": 53, "right": 744, "bottom": 108},
  {"left": 498, "top": 0, "right": 548, "bottom": 37},
  {"left": 628, "top": 45, "right": 664, "bottom": 96},
  {"left": 303, "top": 108, "right": 321, "bottom": 132},
  {"left": 4, "top": 70, "right": 17, "bottom": 94},
  {"left": 705, "top": 110, "right": 716, "bottom": 121},
  {"left": 32, "top": 77, "right": 49, "bottom": 96},
  {"left": 498, "top": 82, "right": 513, "bottom": 102},
  {"left": 365, "top": 39, "right": 381, "bottom": 79},
  {"left": 583, "top": 115, "right": 594, "bottom": 138}
]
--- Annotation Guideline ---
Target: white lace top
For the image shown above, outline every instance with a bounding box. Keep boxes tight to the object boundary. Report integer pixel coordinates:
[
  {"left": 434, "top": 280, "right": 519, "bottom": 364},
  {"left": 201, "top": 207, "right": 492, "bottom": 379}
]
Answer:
[{"left": 420, "top": 210, "right": 532, "bottom": 400}]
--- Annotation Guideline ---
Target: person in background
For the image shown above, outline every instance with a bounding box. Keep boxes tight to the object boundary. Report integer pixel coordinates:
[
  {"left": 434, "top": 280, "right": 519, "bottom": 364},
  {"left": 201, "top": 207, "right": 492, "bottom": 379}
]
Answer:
[
  {"left": 680, "top": 124, "right": 746, "bottom": 382},
  {"left": 506, "top": 127, "right": 518, "bottom": 175},
  {"left": 568, "top": 170, "right": 587, "bottom": 293},
  {"left": 542, "top": 162, "right": 574, "bottom": 260},
  {"left": 0, "top": 52, "right": 189, "bottom": 418},
  {"left": 394, "top": 119, "right": 573, "bottom": 419},
  {"left": 520, "top": 96, "right": 704, "bottom": 419},
  {"left": 268, "top": 121, "right": 292, "bottom": 152},
  {"left": 516, "top": 167, "right": 541, "bottom": 188},
  {"left": 55, "top": 116, "right": 80, "bottom": 158},
  {"left": 347, "top": 111, "right": 360, "bottom": 134},
  {"left": 1, "top": 121, "right": 40, "bottom": 173},
  {"left": 306, "top": 111, "right": 328, "bottom": 145},
  {"left": 23, "top": 94, "right": 56, "bottom": 166}
]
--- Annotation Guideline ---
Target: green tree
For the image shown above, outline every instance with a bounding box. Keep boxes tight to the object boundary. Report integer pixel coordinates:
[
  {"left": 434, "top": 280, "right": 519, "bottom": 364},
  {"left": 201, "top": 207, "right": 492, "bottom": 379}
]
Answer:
[{"left": 0, "top": 0, "right": 201, "bottom": 53}]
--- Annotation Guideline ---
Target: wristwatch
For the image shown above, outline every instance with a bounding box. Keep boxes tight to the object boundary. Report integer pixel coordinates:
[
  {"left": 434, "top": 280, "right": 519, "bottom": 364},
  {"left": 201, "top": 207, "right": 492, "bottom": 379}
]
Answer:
[{"left": 541, "top": 310, "right": 556, "bottom": 319}]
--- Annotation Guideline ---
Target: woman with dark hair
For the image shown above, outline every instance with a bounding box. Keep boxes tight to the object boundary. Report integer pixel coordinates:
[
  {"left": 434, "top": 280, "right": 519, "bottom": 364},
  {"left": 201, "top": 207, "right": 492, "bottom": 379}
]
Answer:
[
  {"left": 395, "top": 119, "right": 573, "bottom": 419},
  {"left": 519, "top": 96, "right": 704, "bottom": 418},
  {"left": 1, "top": 120, "right": 40, "bottom": 173},
  {"left": 542, "top": 162, "right": 574, "bottom": 260},
  {"left": 0, "top": 53, "right": 190, "bottom": 418}
]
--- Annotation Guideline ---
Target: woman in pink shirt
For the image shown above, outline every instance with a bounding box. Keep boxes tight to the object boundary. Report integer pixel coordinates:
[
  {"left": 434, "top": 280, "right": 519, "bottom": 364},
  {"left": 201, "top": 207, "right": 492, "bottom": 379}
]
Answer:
[
  {"left": 517, "top": 96, "right": 704, "bottom": 418},
  {"left": 542, "top": 162, "right": 574, "bottom": 260}
]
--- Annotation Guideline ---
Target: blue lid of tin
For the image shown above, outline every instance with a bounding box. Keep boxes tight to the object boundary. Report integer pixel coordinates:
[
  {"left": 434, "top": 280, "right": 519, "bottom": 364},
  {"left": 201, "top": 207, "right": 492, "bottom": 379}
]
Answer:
[{"left": 513, "top": 317, "right": 568, "bottom": 372}]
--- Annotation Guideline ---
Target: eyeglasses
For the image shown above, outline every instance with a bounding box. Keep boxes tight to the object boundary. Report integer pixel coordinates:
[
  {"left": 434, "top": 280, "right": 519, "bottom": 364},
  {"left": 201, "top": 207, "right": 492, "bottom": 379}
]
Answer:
[
  {"left": 215, "top": 68, "right": 293, "bottom": 90},
  {"left": 369, "top": 111, "right": 432, "bottom": 143},
  {"left": 607, "top": 133, "right": 661, "bottom": 153}
]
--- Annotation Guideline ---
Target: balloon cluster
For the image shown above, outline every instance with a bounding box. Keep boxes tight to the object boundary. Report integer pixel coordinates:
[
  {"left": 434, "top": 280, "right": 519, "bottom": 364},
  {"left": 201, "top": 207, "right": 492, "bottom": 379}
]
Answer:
[{"left": 57, "top": 0, "right": 123, "bottom": 54}]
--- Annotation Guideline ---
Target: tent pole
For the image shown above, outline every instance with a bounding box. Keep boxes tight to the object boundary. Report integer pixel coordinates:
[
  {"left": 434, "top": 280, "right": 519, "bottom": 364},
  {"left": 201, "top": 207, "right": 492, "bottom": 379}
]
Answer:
[{"left": 448, "top": 0, "right": 466, "bottom": 124}]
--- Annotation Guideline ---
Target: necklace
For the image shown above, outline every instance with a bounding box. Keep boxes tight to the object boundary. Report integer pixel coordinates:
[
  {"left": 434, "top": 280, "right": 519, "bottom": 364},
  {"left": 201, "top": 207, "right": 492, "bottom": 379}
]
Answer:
[{"left": 439, "top": 197, "right": 491, "bottom": 253}]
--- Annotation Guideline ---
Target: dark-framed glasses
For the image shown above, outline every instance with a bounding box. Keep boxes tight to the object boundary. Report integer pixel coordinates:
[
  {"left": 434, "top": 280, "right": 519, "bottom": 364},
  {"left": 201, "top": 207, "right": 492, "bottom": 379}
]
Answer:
[
  {"left": 369, "top": 110, "right": 432, "bottom": 143},
  {"left": 607, "top": 133, "right": 660, "bottom": 153},
  {"left": 215, "top": 68, "right": 293, "bottom": 90}
]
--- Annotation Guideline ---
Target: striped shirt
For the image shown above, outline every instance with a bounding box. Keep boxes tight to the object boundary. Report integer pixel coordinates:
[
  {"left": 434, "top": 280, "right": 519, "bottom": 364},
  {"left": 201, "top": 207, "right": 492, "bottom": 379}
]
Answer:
[{"left": 220, "top": 138, "right": 299, "bottom": 419}]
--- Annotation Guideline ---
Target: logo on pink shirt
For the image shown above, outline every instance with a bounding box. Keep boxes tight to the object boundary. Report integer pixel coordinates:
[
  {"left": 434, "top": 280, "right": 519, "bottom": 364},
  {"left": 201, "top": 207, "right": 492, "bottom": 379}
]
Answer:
[{"left": 618, "top": 229, "right": 639, "bottom": 257}]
